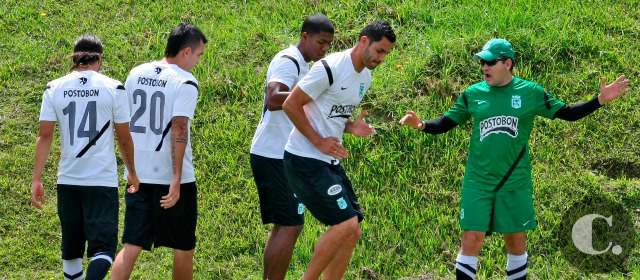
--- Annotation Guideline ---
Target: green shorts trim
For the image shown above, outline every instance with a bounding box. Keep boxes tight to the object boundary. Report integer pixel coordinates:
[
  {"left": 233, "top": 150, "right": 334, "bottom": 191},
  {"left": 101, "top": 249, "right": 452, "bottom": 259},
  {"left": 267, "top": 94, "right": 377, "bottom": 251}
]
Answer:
[{"left": 459, "top": 187, "right": 536, "bottom": 233}]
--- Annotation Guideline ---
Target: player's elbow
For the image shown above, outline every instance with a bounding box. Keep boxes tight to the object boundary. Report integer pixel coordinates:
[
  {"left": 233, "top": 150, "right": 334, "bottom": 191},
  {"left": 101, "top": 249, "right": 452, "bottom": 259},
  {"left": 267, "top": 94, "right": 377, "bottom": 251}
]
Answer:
[
  {"left": 37, "top": 124, "right": 55, "bottom": 140},
  {"left": 38, "top": 130, "right": 54, "bottom": 140},
  {"left": 266, "top": 98, "right": 282, "bottom": 111},
  {"left": 282, "top": 98, "right": 294, "bottom": 116}
]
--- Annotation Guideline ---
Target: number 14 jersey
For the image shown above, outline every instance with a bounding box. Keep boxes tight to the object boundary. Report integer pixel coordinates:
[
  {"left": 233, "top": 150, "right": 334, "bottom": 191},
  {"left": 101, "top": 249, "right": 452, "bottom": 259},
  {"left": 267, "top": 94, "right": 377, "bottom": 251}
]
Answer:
[
  {"left": 39, "top": 70, "right": 129, "bottom": 187},
  {"left": 124, "top": 61, "right": 199, "bottom": 184}
]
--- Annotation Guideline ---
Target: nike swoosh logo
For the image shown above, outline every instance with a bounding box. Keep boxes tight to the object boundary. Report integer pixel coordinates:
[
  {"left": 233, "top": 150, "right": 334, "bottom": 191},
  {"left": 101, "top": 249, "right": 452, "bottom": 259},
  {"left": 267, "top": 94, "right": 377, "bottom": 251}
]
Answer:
[
  {"left": 341, "top": 87, "right": 347, "bottom": 90},
  {"left": 522, "top": 220, "right": 531, "bottom": 226},
  {"left": 475, "top": 100, "right": 487, "bottom": 104}
]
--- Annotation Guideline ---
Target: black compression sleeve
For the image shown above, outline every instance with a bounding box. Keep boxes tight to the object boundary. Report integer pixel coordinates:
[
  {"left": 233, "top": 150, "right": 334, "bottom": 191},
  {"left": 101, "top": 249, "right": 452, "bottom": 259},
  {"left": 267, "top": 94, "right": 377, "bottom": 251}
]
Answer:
[
  {"left": 553, "top": 96, "right": 602, "bottom": 121},
  {"left": 421, "top": 116, "right": 458, "bottom": 134}
]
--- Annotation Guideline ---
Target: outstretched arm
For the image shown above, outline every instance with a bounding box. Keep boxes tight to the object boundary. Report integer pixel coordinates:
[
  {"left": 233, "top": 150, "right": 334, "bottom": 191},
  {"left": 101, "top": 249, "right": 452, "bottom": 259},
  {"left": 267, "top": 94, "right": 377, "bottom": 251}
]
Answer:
[
  {"left": 345, "top": 110, "right": 375, "bottom": 137},
  {"left": 556, "top": 75, "right": 630, "bottom": 121},
  {"left": 400, "top": 111, "right": 458, "bottom": 134}
]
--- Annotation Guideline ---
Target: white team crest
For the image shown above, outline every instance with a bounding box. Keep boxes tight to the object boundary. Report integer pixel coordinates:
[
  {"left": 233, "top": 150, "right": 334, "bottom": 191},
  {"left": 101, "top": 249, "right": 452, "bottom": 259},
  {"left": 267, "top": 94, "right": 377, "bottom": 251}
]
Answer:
[{"left": 511, "top": 95, "right": 521, "bottom": 109}]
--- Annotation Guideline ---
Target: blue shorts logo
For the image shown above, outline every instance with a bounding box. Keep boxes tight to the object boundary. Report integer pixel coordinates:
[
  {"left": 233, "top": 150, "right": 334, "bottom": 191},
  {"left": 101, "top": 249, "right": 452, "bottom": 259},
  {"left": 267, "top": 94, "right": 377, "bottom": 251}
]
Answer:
[
  {"left": 336, "top": 197, "right": 347, "bottom": 210},
  {"left": 297, "top": 203, "right": 305, "bottom": 215}
]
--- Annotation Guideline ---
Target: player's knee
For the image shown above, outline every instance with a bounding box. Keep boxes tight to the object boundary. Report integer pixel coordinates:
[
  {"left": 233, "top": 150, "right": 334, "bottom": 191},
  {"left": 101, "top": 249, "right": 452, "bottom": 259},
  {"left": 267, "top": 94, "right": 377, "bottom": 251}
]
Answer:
[
  {"left": 462, "top": 232, "right": 485, "bottom": 248},
  {"left": 174, "top": 248, "right": 195, "bottom": 259},
  {"left": 120, "top": 244, "right": 142, "bottom": 259},
  {"left": 343, "top": 218, "right": 361, "bottom": 241},
  {"left": 352, "top": 226, "right": 362, "bottom": 241},
  {"left": 274, "top": 224, "right": 303, "bottom": 237}
]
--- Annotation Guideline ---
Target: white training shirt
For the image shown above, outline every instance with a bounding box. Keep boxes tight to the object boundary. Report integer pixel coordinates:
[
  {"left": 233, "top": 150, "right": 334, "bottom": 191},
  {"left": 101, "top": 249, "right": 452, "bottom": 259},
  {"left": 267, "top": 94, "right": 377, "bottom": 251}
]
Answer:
[
  {"left": 39, "top": 70, "right": 129, "bottom": 187},
  {"left": 250, "top": 45, "right": 309, "bottom": 159},
  {"left": 124, "top": 61, "right": 199, "bottom": 184},
  {"left": 285, "top": 49, "right": 372, "bottom": 164}
]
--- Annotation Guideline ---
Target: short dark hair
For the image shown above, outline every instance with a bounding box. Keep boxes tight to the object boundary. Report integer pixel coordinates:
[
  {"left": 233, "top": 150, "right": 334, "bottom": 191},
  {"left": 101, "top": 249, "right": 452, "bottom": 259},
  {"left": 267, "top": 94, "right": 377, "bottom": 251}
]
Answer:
[
  {"left": 72, "top": 34, "right": 103, "bottom": 66},
  {"left": 165, "top": 23, "right": 208, "bottom": 58},
  {"left": 359, "top": 20, "right": 396, "bottom": 44},
  {"left": 301, "top": 14, "right": 334, "bottom": 35}
]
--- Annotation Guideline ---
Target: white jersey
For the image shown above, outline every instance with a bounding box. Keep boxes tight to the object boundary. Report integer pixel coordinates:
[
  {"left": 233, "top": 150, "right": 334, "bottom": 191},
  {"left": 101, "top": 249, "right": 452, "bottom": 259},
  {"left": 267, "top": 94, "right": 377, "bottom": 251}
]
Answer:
[
  {"left": 285, "top": 49, "right": 372, "bottom": 164},
  {"left": 39, "top": 70, "right": 129, "bottom": 187},
  {"left": 250, "top": 45, "right": 309, "bottom": 159},
  {"left": 124, "top": 61, "right": 199, "bottom": 184}
]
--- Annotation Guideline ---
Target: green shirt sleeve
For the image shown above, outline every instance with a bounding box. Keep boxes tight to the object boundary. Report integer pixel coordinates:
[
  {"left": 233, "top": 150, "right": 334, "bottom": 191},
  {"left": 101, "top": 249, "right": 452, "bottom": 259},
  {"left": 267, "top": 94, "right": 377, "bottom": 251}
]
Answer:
[
  {"left": 444, "top": 92, "right": 471, "bottom": 124},
  {"left": 535, "top": 85, "right": 565, "bottom": 119}
]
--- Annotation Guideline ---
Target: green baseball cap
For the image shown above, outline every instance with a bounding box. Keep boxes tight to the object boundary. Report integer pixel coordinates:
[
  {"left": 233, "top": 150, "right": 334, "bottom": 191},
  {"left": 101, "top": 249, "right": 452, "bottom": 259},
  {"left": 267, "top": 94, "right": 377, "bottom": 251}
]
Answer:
[{"left": 474, "top": 38, "right": 515, "bottom": 61}]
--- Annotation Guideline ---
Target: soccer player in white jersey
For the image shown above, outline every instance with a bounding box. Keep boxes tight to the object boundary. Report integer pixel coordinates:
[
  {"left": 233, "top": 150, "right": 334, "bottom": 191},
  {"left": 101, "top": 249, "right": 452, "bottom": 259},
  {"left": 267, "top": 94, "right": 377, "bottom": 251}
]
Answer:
[
  {"left": 31, "top": 34, "right": 139, "bottom": 280},
  {"left": 250, "top": 14, "right": 334, "bottom": 280},
  {"left": 110, "top": 23, "right": 206, "bottom": 280},
  {"left": 282, "top": 21, "right": 395, "bottom": 279}
]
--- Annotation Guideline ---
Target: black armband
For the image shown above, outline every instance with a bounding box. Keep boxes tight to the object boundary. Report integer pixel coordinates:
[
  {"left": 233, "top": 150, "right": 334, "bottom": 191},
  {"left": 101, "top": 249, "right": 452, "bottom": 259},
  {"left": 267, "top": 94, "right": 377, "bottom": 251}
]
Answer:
[
  {"left": 421, "top": 116, "right": 458, "bottom": 134},
  {"left": 554, "top": 95, "right": 602, "bottom": 121}
]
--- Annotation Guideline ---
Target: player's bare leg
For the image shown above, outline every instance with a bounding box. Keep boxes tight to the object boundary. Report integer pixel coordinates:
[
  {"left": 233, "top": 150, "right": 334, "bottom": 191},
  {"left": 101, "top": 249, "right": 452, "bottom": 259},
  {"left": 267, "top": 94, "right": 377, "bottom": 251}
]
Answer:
[
  {"left": 264, "top": 224, "right": 302, "bottom": 280},
  {"left": 456, "top": 231, "right": 485, "bottom": 280},
  {"left": 302, "top": 216, "right": 361, "bottom": 280},
  {"left": 111, "top": 244, "right": 142, "bottom": 280},
  {"left": 460, "top": 231, "right": 485, "bottom": 256},
  {"left": 173, "top": 249, "right": 195, "bottom": 280},
  {"left": 172, "top": 249, "right": 194, "bottom": 280},
  {"left": 503, "top": 232, "right": 526, "bottom": 255},
  {"left": 321, "top": 222, "right": 361, "bottom": 280},
  {"left": 504, "top": 232, "right": 528, "bottom": 279}
]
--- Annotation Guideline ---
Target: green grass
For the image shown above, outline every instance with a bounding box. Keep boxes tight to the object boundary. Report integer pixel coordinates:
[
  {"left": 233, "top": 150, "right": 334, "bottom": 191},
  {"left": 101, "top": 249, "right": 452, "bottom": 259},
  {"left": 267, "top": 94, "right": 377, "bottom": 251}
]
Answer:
[{"left": 1, "top": 0, "right": 639, "bottom": 279}]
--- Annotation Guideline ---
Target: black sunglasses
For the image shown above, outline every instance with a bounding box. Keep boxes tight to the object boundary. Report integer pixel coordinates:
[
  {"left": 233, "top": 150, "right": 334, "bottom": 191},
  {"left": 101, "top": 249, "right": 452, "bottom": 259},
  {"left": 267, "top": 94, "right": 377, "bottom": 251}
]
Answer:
[{"left": 480, "top": 58, "right": 507, "bottom": 66}]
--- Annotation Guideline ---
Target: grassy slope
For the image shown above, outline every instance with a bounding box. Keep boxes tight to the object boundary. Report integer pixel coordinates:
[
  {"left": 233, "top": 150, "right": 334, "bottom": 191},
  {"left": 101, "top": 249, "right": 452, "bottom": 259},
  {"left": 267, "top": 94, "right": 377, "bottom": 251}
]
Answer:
[{"left": 0, "top": 0, "right": 638, "bottom": 279}]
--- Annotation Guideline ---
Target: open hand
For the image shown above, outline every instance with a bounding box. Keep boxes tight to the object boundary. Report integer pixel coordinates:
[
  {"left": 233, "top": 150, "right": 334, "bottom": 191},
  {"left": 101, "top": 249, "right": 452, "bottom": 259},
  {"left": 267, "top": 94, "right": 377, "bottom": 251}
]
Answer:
[
  {"left": 347, "top": 110, "right": 376, "bottom": 137},
  {"left": 599, "top": 75, "right": 631, "bottom": 105},
  {"left": 399, "top": 111, "right": 423, "bottom": 130}
]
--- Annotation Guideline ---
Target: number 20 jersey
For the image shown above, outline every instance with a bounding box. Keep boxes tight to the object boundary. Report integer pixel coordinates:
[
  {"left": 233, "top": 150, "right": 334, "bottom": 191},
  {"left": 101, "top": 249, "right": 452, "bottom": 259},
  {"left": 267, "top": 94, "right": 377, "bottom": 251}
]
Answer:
[
  {"left": 124, "top": 61, "right": 199, "bottom": 184},
  {"left": 39, "top": 70, "right": 129, "bottom": 187}
]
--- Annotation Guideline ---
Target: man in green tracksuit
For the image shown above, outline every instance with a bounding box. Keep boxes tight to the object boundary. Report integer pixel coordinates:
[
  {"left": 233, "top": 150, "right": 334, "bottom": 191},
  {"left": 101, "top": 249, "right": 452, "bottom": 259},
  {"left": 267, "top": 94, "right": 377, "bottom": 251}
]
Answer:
[{"left": 400, "top": 38, "right": 630, "bottom": 280}]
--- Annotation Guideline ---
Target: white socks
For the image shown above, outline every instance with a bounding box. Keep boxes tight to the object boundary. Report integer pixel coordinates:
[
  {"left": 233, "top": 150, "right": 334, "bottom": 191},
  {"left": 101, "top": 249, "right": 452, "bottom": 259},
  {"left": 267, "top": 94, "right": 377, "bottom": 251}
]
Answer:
[
  {"left": 63, "top": 258, "right": 84, "bottom": 280},
  {"left": 506, "top": 252, "right": 528, "bottom": 280},
  {"left": 455, "top": 254, "right": 478, "bottom": 280}
]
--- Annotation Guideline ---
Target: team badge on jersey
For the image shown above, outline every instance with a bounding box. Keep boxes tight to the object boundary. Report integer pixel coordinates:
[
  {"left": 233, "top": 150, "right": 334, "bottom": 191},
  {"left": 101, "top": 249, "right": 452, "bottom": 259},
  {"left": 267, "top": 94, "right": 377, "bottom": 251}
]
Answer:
[
  {"left": 358, "top": 83, "right": 365, "bottom": 98},
  {"left": 512, "top": 95, "right": 521, "bottom": 109},
  {"left": 479, "top": 115, "right": 519, "bottom": 141},
  {"left": 79, "top": 77, "right": 88, "bottom": 85}
]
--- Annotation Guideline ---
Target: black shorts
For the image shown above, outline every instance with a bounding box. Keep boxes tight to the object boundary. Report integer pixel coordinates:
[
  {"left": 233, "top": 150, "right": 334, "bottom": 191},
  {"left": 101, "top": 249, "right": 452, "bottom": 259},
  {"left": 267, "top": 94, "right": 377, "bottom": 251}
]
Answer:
[
  {"left": 250, "top": 154, "right": 304, "bottom": 226},
  {"left": 57, "top": 184, "right": 118, "bottom": 260},
  {"left": 122, "top": 182, "right": 197, "bottom": 251},
  {"left": 283, "top": 151, "right": 363, "bottom": 226}
]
